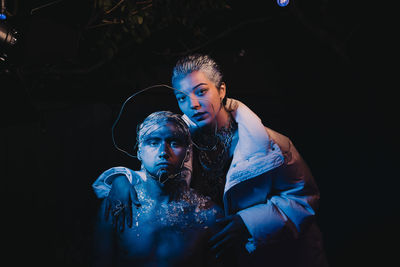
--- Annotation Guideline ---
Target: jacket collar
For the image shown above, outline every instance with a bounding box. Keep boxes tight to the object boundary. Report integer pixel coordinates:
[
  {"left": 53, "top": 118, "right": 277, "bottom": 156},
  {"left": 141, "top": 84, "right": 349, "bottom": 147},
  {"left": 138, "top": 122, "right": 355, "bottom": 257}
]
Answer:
[
  {"left": 224, "top": 99, "right": 284, "bottom": 192},
  {"left": 182, "top": 98, "right": 284, "bottom": 193}
]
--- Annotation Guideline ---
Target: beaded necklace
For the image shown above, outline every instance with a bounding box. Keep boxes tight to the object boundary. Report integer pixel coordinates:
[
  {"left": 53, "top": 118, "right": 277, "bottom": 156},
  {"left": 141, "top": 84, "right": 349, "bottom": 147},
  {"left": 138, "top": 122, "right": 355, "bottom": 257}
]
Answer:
[{"left": 193, "top": 113, "right": 238, "bottom": 205}]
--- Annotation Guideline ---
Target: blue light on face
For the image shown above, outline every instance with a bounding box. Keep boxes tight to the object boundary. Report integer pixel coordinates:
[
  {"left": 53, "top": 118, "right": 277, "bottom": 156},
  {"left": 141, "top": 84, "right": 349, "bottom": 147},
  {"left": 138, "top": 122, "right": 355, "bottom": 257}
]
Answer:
[
  {"left": 0, "top": 13, "right": 6, "bottom": 20},
  {"left": 277, "top": 0, "right": 289, "bottom": 7}
]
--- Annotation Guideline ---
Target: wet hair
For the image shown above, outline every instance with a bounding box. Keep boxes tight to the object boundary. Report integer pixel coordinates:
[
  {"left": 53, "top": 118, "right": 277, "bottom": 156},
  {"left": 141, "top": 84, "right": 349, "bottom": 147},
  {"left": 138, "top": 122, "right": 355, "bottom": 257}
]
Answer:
[
  {"left": 136, "top": 111, "right": 191, "bottom": 150},
  {"left": 171, "top": 54, "right": 224, "bottom": 89}
]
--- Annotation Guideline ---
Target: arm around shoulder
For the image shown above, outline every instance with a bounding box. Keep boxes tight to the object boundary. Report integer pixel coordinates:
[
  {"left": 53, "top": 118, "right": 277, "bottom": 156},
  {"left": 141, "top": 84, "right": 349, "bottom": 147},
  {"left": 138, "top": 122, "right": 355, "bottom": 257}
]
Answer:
[{"left": 92, "top": 166, "right": 137, "bottom": 198}]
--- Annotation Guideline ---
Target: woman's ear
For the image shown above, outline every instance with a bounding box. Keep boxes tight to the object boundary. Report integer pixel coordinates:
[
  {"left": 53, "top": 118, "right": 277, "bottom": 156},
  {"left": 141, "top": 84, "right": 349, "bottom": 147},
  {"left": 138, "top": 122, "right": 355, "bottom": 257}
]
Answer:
[
  {"left": 219, "top": 82, "right": 226, "bottom": 101},
  {"left": 137, "top": 148, "right": 142, "bottom": 161}
]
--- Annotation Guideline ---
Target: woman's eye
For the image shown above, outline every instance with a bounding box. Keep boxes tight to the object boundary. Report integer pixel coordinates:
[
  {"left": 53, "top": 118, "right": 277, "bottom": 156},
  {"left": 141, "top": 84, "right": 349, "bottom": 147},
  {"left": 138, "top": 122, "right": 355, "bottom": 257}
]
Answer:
[
  {"left": 149, "top": 141, "right": 159, "bottom": 146},
  {"left": 177, "top": 95, "right": 186, "bottom": 102},
  {"left": 197, "top": 89, "right": 207, "bottom": 96}
]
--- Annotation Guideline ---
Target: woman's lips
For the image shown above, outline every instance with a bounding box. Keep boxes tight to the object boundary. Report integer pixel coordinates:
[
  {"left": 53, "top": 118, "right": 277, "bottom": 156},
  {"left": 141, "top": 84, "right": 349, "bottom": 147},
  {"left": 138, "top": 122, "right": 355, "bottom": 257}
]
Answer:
[{"left": 192, "top": 112, "right": 207, "bottom": 121}]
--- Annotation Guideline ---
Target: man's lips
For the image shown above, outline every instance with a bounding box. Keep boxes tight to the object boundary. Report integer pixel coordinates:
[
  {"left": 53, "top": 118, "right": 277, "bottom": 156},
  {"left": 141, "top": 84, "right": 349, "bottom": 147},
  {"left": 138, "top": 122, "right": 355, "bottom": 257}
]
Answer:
[{"left": 156, "top": 162, "right": 172, "bottom": 167}]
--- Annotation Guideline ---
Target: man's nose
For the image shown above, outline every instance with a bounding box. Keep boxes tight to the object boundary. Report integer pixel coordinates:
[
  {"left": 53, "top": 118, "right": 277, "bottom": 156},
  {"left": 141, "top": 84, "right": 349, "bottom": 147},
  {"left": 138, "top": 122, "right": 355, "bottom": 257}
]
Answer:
[{"left": 158, "top": 142, "right": 170, "bottom": 158}]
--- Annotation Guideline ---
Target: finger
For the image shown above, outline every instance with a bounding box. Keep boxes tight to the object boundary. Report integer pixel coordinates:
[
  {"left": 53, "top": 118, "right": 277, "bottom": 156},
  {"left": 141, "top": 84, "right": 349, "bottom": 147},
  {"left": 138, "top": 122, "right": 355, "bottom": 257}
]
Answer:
[
  {"left": 215, "top": 245, "right": 235, "bottom": 260},
  {"left": 104, "top": 198, "right": 111, "bottom": 221},
  {"left": 112, "top": 208, "right": 118, "bottom": 227},
  {"left": 118, "top": 211, "right": 125, "bottom": 232},
  {"left": 215, "top": 249, "right": 225, "bottom": 260},
  {"left": 130, "top": 186, "right": 141, "bottom": 207},
  {"left": 211, "top": 235, "right": 232, "bottom": 255},
  {"left": 215, "top": 248, "right": 229, "bottom": 260},
  {"left": 208, "top": 223, "right": 232, "bottom": 247},
  {"left": 215, "top": 215, "right": 234, "bottom": 225},
  {"left": 126, "top": 204, "right": 133, "bottom": 228}
]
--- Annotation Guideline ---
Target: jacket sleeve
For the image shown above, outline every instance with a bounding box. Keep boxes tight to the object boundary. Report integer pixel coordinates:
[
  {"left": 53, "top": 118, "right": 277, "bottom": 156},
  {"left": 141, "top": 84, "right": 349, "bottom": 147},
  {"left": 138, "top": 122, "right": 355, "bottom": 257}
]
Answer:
[
  {"left": 237, "top": 138, "right": 320, "bottom": 248},
  {"left": 92, "top": 166, "right": 136, "bottom": 198}
]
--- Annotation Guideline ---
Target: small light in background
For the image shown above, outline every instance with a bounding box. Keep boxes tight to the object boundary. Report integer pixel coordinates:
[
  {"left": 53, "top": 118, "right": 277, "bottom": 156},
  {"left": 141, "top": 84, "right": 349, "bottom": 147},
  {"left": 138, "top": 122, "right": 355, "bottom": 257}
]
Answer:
[
  {"left": 277, "top": 0, "right": 289, "bottom": 7},
  {"left": 0, "top": 22, "right": 19, "bottom": 73},
  {"left": 0, "top": 23, "right": 18, "bottom": 46},
  {"left": 0, "top": 0, "right": 6, "bottom": 20}
]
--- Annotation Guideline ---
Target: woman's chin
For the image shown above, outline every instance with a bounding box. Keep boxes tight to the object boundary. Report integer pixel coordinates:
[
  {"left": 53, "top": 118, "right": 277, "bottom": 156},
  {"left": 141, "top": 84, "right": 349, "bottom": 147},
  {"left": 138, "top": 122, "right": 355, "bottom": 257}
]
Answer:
[{"left": 193, "top": 120, "right": 214, "bottom": 131}]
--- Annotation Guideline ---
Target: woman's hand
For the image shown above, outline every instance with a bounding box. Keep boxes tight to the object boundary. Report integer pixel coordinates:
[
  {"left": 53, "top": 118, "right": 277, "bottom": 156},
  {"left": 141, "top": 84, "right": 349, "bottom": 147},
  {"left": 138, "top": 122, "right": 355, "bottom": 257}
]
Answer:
[
  {"left": 104, "top": 175, "right": 141, "bottom": 232},
  {"left": 208, "top": 214, "right": 250, "bottom": 258}
]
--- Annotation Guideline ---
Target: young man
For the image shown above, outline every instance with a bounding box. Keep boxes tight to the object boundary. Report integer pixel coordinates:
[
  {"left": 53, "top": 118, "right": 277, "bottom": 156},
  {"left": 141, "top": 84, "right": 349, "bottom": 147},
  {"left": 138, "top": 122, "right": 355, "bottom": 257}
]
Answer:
[{"left": 92, "top": 111, "right": 223, "bottom": 267}]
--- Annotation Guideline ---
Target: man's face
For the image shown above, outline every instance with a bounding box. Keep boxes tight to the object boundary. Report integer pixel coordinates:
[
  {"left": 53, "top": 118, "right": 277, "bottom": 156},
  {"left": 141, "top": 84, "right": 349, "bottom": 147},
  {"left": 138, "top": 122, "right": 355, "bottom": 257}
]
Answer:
[{"left": 139, "top": 122, "right": 188, "bottom": 182}]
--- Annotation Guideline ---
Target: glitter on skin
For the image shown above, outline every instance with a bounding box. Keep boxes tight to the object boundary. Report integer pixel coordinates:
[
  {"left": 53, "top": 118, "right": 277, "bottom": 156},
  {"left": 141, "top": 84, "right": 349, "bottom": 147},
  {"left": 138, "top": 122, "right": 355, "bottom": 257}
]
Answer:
[{"left": 109, "top": 172, "right": 223, "bottom": 265}]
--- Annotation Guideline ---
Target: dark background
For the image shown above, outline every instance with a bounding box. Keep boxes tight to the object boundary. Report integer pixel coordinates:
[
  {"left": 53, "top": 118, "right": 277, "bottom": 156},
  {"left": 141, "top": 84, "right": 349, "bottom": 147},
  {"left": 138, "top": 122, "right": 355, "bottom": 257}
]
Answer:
[{"left": 1, "top": 0, "right": 396, "bottom": 266}]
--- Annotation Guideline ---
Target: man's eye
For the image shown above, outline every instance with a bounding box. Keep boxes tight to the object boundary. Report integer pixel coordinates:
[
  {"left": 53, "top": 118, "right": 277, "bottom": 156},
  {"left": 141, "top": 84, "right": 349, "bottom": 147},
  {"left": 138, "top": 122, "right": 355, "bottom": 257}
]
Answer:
[
  {"left": 170, "top": 141, "right": 181, "bottom": 148},
  {"left": 149, "top": 141, "right": 159, "bottom": 146},
  {"left": 170, "top": 141, "right": 177, "bottom": 147}
]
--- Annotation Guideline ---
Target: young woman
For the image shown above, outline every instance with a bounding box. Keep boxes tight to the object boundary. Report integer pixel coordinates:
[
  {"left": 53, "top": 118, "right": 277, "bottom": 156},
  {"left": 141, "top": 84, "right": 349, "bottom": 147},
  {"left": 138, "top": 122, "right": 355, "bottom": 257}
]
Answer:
[{"left": 94, "top": 54, "right": 328, "bottom": 266}]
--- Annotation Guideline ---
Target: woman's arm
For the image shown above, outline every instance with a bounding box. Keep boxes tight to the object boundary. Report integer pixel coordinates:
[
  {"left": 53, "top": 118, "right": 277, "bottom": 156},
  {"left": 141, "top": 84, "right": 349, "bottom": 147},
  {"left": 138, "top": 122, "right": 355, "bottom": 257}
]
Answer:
[
  {"left": 92, "top": 167, "right": 141, "bottom": 231},
  {"left": 92, "top": 167, "right": 137, "bottom": 198}
]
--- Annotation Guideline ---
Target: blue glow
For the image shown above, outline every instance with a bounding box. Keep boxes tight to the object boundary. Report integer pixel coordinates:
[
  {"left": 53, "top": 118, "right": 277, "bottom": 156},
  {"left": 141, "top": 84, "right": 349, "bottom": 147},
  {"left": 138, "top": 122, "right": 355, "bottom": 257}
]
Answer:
[
  {"left": 277, "top": 0, "right": 289, "bottom": 7},
  {"left": 0, "top": 13, "right": 6, "bottom": 20}
]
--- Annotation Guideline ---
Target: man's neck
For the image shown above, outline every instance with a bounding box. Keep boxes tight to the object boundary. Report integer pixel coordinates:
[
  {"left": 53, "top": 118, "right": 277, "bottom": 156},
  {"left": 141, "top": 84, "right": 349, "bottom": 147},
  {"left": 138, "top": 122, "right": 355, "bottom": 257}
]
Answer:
[{"left": 144, "top": 169, "right": 188, "bottom": 200}]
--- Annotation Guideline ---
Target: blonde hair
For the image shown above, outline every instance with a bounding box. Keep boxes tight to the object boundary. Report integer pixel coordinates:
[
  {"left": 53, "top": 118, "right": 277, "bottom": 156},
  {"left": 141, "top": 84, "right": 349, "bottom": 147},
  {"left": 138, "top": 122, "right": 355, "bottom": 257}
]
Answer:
[
  {"left": 136, "top": 111, "right": 191, "bottom": 150},
  {"left": 172, "top": 54, "right": 223, "bottom": 89}
]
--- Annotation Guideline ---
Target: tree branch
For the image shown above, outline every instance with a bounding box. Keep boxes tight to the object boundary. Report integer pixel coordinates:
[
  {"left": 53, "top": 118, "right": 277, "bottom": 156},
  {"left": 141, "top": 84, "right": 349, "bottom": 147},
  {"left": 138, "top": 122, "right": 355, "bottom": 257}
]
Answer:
[{"left": 105, "top": 0, "right": 125, "bottom": 15}]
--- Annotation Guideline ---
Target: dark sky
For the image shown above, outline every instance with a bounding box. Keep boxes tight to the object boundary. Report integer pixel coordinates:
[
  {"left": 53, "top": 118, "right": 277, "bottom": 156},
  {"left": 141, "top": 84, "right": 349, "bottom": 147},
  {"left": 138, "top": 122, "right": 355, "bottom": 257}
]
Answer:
[{"left": 1, "top": 1, "right": 396, "bottom": 266}]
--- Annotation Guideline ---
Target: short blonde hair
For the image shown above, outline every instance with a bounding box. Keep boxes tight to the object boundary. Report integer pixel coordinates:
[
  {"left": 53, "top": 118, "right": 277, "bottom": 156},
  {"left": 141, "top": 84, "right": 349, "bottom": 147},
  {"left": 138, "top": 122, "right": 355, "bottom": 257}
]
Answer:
[
  {"left": 136, "top": 111, "right": 191, "bottom": 150},
  {"left": 172, "top": 54, "right": 223, "bottom": 89}
]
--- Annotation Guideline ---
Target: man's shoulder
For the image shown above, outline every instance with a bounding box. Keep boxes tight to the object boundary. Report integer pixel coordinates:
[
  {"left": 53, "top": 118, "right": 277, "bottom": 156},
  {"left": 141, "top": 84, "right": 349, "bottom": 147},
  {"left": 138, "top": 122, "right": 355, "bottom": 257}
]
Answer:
[{"left": 100, "top": 166, "right": 144, "bottom": 185}]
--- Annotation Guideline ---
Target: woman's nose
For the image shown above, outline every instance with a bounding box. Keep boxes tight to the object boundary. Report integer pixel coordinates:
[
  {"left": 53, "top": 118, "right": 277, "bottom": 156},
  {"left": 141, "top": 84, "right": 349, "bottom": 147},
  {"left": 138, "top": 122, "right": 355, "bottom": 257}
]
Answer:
[{"left": 189, "top": 96, "right": 200, "bottom": 109}]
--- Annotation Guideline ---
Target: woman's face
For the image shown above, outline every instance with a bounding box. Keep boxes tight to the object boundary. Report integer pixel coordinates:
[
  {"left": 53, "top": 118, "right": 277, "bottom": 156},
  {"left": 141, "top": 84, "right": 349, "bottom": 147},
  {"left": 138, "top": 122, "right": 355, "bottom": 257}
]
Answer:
[{"left": 173, "top": 71, "right": 226, "bottom": 129}]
